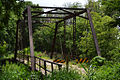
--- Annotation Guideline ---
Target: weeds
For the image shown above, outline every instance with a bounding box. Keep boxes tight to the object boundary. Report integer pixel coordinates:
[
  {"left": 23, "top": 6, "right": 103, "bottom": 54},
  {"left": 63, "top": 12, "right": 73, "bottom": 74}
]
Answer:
[{"left": 0, "top": 61, "right": 43, "bottom": 80}]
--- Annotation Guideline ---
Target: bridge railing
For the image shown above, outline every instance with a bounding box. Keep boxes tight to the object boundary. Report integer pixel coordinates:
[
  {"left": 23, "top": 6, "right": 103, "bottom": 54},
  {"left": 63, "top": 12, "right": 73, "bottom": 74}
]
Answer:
[{"left": 16, "top": 54, "right": 62, "bottom": 75}]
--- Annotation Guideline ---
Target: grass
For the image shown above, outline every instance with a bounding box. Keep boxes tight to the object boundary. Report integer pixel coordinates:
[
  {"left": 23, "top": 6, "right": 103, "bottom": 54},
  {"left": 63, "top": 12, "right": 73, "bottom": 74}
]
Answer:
[
  {"left": 0, "top": 61, "right": 43, "bottom": 80},
  {"left": 46, "top": 68, "right": 83, "bottom": 80},
  {"left": 0, "top": 60, "right": 88, "bottom": 80},
  {"left": 3, "top": 54, "right": 14, "bottom": 59},
  {"left": 34, "top": 51, "right": 52, "bottom": 60},
  {"left": 1, "top": 52, "right": 120, "bottom": 80}
]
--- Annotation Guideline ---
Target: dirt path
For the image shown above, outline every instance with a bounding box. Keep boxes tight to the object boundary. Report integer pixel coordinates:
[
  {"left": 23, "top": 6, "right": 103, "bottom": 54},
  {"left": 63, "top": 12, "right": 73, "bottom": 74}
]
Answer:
[{"left": 43, "top": 59, "right": 86, "bottom": 74}]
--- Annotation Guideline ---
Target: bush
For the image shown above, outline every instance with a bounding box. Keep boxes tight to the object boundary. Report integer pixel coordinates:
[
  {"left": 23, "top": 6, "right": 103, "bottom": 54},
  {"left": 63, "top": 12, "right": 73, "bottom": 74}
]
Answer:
[
  {"left": 92, "top": 63, "right": 120, "bottom": 80},
  {"left": 24, "top": 47, "right": 30, "bottom": 55},
  {"left": 77, "top": 63, "right": 88, "bottom": 68},
  {"left": 108, "top": 48, "right": 120, "bottom": 62},
  {"left": 0, "top": 62, "right": 43, "bottom": 80},
  {"left": 46, "top": 68, "right": 82, "bottom": 80},
  {"left": 91, "top": 56, "right": 106, "bottom": 67},
  {"left": 82, "top": 61, "right": 120, "bottom": 80},
  {"left": 0, "top": 42, "right": 7, "bottom": 59}
]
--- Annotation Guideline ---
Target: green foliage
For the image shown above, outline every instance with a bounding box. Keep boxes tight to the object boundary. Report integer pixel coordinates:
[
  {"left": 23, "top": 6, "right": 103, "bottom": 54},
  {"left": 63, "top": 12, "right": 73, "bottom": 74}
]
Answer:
[
  {"left": 46, "top": 62, "right": 120, "bottom": 80},
  {"left": 0, "top": 42, "right": 7, "bottom": 59},
  {"left": 0, "top": 1, "right": 120, "bottom": 79},
  {"left": 23, "top": 47, "right": 30, "bottom": 55},
  {"left": 63, "top": 2, "right": 82, "bottom": 8},
  {"left": 91, "top": 56, "right": 106, "bottom": 67},
  {"left": 101, "top": 0, "right": 120, "bottom": 27},
  {"left": 3, "top": 54, "right": 14, "bottom": 59},
  {"left": 77, "top": 63, "right": 88, "bottom": 68},
  {"left": 0, "top": 61, "right": 42, "bottom": 80},
  {"left": 47, "top": 68, "right": 82, "bottom": 80},
  {"left": 90, "top": 12, "right": 118, "bottom": 59},
  {"left": 80, "top": 64, "right": 96, "bottom": 80},
  {"left": 70, "top": 60, "right": 77, "bottom": 65},
  {"left": 101, "top": 0, "right": 120, "bottom": 17},
  {"left": 0, "top": 0, "right": 23, "bottom": 56},
  {"left": 33, "top": 26, "right": 54, "bottom": 51},
  {"left": 107, "top": 48, "right": 120, "bottom": 62},
  {"left": 0, "top": 0, "right": 40, "bottom": 58},
  {"left": 80, "top": 61, "right": 120, "bottom": 80},
  {"left": 32, "top": 2, "right": 120, "bottom": 60},
  {"left": 85, "top": 0, "right": 101, "bottom": 13},
  {"left": 92, "top": 63, "right": 120, "bottom": 80}
]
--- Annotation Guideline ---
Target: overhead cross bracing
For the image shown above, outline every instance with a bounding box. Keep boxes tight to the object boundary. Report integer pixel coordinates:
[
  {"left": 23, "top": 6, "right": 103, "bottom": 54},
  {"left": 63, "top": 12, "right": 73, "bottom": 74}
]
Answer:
[{"left": 23, "top": 6, "right": 88, "bottom": 24}]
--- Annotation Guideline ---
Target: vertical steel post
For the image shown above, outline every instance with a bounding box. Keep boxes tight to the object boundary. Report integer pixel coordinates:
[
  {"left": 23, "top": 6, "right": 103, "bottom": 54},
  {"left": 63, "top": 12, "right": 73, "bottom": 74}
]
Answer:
[
  {"left": 20, "top": 23, "right": 24, "bottom": 63},
  {"left": 44, "top": 61, "right": 47, "bottom": 75},
  {"left": 23, "top": 15, "right": 26, "bottom": 63},
  {"left": 63, "top": 21, "right": 66, "bottom": 58},
  {"left": 27, "top": 6, "right": 35, "bottom": 70},
  {"left": 63, "top": 21, "right": 69, "bottom": 71},
  {"left": 14, "top": 20, "right": 19, "bottom": 60},
  {"left": 50, "top": 22, "right": 58, "bottom": 59},
  {"left": 73, "top": 17, "right": 76, "bottom": 57},
  {"left": 51, "top": 63, "right": 53, "bottom": 73},
  {"left": 39, "top": 59, "right": 41, "bottom": 71},
  {"left": 87, "top": 9, "right": 101, "bottom": 56}
]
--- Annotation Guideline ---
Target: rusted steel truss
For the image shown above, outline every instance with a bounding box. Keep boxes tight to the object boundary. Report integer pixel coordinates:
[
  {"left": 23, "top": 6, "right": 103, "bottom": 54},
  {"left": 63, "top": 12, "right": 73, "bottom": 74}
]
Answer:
[
  {"left": 73, "top": 17, "right": 76, "bottom": 57},
  {"left": 15, "top": 6, "right": 101, "bottom": 70}
]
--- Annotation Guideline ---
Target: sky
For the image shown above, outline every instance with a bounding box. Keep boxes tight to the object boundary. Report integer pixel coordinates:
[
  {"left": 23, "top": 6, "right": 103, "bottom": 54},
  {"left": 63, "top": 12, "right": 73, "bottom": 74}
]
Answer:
[{"left": 24, "top": 0, "right": 90, "bottom": 7}]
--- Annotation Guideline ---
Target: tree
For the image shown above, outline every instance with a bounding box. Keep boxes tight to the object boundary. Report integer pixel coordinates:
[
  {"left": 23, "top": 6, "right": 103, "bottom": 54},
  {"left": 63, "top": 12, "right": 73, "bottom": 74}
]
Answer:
[
  {"left": 0, "top": 0, "right": 24, "bottom": 55},
  {"left": 101, "top": 0, "right": 120, "bottom": 27},
  {"left": 0, "top": 0, "right": 37, "bottom": 57}
]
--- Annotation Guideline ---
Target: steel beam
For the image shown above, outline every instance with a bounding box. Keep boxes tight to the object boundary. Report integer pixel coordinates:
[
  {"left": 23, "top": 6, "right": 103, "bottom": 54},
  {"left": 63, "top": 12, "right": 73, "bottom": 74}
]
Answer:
[
  {"left": 56, "top": 10, "right": 86, "bottom": 23},
  {"left": 40, "top": 24, "right": 54, "bottom": 30},
  {"left": 73, "top": 17, "right": 76, "bottom": 56},
  {"left": 31, "top": 6, "right": 86, "bottom": 10},
  {"left": 14, "top": 20, "right": 20, "bottom": 60},
  {"left": 63, "top": 21, "right": 66, "bottom": 58},
  {"left": 32, "top": 16, "right": 64, "bottom": 19},
  {"left": 87, "top": 9, "right": 101, "bottom": 56},
  {"left": 23, "top": 15, "right": 26, "bottom": 63},
  {"left": 32, "top": 9, "right": 57, "bottom": 17},
  {"left": 31, "top": 11, "right": 69, "bottom": 14},
  {"left": 25, "top": 20, "right": 55, "bottom": 24},
  {"left": 27, "top": 6, "right": 35, "bottom": 70},
  {"left": 79, "top": 16, "right": 89, "bottom": 20},
  {"left": 60, "top": 9, "right": 73, "bottom": 14},
  {"left": 50, "top": 23, "right": 58, "bottom": 59}
]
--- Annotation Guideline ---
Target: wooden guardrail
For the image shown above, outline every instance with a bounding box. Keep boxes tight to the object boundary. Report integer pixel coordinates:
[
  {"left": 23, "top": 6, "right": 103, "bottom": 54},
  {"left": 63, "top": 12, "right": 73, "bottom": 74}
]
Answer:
[{"left": 16, "top": 54, "right": 62, "bottom": 75}]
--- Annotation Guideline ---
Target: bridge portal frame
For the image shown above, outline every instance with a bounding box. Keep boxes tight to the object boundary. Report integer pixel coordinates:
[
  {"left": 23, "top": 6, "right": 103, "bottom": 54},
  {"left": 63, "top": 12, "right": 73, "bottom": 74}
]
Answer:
[{"left": 15, "top": 6, "right": 101, "bottom": 71}]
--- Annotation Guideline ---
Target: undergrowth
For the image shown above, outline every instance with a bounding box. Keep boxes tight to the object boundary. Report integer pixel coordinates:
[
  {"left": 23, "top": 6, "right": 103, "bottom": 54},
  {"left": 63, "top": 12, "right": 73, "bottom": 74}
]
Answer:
[
  {"left": 0, "top": 61, "right": 43, "bottom": 80},
  {"left": 46, "top": 68, "right": 82, "bottom": 80}
]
